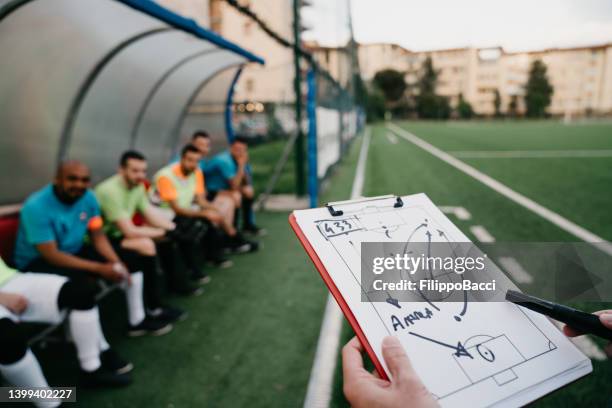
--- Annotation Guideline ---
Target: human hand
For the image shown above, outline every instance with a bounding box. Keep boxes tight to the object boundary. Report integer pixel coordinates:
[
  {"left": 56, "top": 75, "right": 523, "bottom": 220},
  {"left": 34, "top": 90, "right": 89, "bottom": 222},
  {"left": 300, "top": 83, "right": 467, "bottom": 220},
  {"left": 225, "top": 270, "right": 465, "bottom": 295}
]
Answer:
[
  {"left": 342, "top": 336, "right": 439, "bottom": 408},
  {"left": 563, "top": 310, "right": 612, "bottom": 357},
  {"left": 0, "top": 293, "right": 28, "bottom": 314},
  {"left": 96, "top": 262, "right": 127, "bottom": 283}
]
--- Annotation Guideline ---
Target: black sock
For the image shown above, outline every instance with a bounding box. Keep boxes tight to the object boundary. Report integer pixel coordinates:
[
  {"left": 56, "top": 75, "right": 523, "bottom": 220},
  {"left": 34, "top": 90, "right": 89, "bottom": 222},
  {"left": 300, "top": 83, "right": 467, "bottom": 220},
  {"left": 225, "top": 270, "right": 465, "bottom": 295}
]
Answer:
[{"left": 242, "top": 196, "right": 254, "bottom": 228}]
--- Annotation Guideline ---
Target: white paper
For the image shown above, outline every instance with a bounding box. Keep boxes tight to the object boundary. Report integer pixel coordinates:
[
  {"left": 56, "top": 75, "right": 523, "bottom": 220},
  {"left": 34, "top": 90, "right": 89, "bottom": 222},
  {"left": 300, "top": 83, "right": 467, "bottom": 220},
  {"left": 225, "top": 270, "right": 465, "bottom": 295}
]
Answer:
[{"left": 294, "top": 193, "right": 591, "bottom": 407}]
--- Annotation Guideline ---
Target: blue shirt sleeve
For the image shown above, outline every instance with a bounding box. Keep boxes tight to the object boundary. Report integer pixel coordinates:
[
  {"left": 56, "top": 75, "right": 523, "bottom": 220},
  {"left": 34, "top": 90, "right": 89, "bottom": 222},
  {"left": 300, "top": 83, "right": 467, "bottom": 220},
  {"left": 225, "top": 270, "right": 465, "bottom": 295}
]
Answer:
[
  {"left": 86, "top": 190, "right": 101, "bottom": 218},
  {"left": 219, "top": 155, "right": 237, "bottom": 180},
  {"left": 20, "top": 202, "right": 55, "bottom": 245}
]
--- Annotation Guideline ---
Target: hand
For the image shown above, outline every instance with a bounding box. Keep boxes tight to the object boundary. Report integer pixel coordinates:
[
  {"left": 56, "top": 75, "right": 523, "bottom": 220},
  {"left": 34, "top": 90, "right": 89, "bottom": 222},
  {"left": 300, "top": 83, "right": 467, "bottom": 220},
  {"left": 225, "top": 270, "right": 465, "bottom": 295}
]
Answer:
[
  {"left": 0, "top": 293, "right": 29, "bottom": 315},
  {"left": 236, "top": 151, "right": 248, "bottom": 166},
  {"left": 342, "top": 336, "right": 439, "bottom": 408},
  {"left": 96, "top": 262, "right": 127, "bottom": 283},
  {"left": 563, "top": 310, "right": 612, "bottom": 357}
]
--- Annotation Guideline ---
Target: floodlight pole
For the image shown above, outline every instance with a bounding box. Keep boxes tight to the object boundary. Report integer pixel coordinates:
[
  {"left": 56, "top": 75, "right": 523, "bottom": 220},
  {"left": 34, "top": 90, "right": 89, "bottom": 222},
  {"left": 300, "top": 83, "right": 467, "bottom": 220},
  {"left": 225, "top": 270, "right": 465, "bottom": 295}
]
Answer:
[{"left": 293, "top": 0, "right": 306, "bottom": 196}]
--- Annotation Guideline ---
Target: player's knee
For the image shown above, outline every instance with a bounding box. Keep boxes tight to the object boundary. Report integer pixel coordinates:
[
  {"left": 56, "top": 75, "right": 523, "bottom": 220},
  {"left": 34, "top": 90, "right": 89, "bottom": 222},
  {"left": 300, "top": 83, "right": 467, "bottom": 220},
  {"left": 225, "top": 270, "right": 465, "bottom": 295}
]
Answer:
[
  {"left": 137, "top": 238, "right": 156, "bottom": 256},
  {"left": 0, "top": 318, "right": 28, "bottom": 364},
  {"left": 57, "top": 280, "right": 97, "bottom": 311},
  {"left": 242, "top": 186, "right": 254, "bottom": 199},
  {"left": 231, "top": 191, "right": 241, "bottom": 205}
]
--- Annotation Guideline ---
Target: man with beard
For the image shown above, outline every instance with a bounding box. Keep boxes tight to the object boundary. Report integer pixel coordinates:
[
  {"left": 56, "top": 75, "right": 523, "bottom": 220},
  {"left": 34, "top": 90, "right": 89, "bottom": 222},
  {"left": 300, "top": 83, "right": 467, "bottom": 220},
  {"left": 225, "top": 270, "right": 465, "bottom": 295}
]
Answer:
[
  {"left": 152, "top": 145, "right": 256, "bottom": 275},
  {"left": 95, "top": 150, "right": 188, "bottom": 318},
  {"left": 204, "top": 136, "right": 265, "bottom": 236},
  {"left": 14, "top": 160, "right": 171, "bottom": 337}
]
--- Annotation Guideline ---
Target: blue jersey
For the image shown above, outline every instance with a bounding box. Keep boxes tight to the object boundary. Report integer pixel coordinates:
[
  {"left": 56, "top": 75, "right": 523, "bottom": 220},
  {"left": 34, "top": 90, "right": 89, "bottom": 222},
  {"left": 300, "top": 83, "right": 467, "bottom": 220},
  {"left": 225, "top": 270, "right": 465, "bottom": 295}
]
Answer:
[
  {"left": 204, "top": 150, "right": 252, "bottom": 192},
  {"left": 14, "top": 185, "right": 102, "bottom": 269}
]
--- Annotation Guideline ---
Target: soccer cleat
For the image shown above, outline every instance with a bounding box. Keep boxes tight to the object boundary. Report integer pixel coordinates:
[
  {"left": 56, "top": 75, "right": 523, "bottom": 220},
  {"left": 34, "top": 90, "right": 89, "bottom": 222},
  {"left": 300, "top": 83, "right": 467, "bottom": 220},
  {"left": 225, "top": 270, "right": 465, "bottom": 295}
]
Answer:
[
  {"left": 191, "top": 269, "right": 212, "bottom": 285},
  {"left": 100, "top": 348, "right": 133, "bottom": 375},
  {"left": 243, "top": 224, "right": 267, "bottom": 237},
  {"left": 127, "top": 316, "right": 173, "bottom": 337},
  {"left": 80, "top": 366, "right": 132, "bottom": 387},
  {"left": 148, "top": 305, "right": 188, "bottom": 323},
  {"left": 175, "top": 285, "right": 205, "bottom": 297}
]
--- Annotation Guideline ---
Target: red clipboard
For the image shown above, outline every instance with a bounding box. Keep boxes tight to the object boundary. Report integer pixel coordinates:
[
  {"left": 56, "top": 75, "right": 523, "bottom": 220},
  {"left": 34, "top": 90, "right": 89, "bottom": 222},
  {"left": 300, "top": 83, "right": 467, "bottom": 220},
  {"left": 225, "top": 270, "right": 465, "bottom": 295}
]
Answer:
[{"left": 289, "top": 213, "right": 389, "bottom": 380}]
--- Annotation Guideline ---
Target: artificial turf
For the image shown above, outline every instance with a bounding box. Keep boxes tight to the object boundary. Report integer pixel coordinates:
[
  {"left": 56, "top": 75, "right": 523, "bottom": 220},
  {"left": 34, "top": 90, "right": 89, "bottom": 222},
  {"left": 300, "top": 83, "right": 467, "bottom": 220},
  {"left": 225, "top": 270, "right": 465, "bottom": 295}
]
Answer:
[{"left": 29, "top": 120, "right": 612, "bottom": 407}]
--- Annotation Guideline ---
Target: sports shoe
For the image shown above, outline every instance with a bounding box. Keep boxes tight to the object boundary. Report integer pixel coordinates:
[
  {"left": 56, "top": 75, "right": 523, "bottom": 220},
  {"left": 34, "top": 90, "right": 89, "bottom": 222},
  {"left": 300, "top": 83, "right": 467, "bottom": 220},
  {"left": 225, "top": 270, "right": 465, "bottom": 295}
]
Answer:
[
  {"left": 224, "top": 234, "right": 258, "bottom": 254},
  {"left": 80, "top": 367, "right": 132, "bottom": 387},
  {"left": 100, "top": 349, "right": 133, "bottom": 375},
  {"left": 205, "top": 254, "right": 233, "bottom": 269},
  {"left": 244, "top": 224, "right": 267, "bottom": 237},
  {"left": 148, "top": 306, "right": 188, "bottom": 323},
  {"left": 191, "top": 269, "right": 212, "bottom": 284},
  {"left": 127, "top": 316, "right": 173, "bottom": 337},
  {"left": 175, "top": 285, "right": 205, "bottom": 297}
]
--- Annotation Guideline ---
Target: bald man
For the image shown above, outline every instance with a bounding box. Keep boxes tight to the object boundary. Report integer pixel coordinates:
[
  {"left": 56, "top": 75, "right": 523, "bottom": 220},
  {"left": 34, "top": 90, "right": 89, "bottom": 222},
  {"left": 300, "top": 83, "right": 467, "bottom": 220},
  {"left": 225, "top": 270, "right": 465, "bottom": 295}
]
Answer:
[{"left": 14, "top": 160, "right": 171, "bottom": 337}]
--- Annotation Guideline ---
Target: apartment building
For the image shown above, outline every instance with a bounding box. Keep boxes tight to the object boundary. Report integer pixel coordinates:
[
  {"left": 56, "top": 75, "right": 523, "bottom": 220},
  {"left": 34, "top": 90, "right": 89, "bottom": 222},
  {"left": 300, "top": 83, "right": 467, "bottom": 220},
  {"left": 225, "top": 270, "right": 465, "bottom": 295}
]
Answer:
[{"left": 364, "top": 42, "right": 612, "bottom": 116}]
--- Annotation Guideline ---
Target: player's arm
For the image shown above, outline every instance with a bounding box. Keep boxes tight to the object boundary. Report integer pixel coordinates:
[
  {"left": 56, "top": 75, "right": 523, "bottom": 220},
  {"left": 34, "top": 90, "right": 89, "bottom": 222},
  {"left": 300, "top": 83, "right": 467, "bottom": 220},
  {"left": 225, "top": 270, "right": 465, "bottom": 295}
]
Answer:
[
  {"left": 228, "top": 161, "right": 246, "bottom": 190},
  {"left": 36, "top": 240, "right": 107, "bottom": 274},
  {"left": 141, "top": 206, "right": 175, "bottom": 231},
  {"left": 114, "top": 217, "right": 166, "bottom": 239},
  {"left": 89, "top": 228, "right": 120, "bottom": 263}
]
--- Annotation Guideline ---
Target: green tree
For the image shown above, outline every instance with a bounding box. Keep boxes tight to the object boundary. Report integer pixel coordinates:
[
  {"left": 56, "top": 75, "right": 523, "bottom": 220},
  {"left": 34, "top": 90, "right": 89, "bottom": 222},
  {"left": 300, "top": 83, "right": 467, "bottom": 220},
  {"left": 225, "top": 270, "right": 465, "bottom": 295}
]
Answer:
[
  {"left": 415, "top": 57, "right": 450, "bottom": 119},
  {"left": 524, "top": 59, "right": 554, "bottom": 117},
  {"left": 365, "top": 85, "right": 386, "bottom": 122},
  {"left": 508, "top": 94, "right": 519, "bottom": 117},
  {"left": 372, "top": 69, "right": 407, "bottom": 104},
  {"left": 456, "top": 93, "right": 474, "bottom": 119},
  {"left": 493, "top": 89, "right": 502, "bottom": 117}
]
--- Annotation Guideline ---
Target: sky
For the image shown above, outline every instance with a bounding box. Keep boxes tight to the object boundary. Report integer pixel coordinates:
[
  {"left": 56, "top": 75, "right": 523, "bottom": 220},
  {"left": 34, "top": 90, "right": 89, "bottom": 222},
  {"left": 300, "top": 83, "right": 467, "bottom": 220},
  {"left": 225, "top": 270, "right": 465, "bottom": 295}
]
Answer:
[{"left": 302, "top": 0, "right": 612, "bottom": 52}]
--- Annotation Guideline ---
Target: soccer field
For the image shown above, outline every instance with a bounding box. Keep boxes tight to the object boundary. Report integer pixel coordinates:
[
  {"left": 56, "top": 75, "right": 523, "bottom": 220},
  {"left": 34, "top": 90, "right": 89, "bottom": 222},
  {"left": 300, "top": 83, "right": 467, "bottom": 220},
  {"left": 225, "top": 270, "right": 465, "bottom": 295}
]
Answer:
[{"left": 36, "top": 120, "right": 611, "bottom": 407}]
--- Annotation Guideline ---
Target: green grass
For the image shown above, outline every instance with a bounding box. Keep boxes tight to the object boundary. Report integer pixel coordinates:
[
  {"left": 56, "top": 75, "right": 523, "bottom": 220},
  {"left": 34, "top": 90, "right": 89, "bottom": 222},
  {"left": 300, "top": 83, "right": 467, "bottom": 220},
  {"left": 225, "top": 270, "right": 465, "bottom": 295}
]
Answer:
[
  {"left": 329, "top": 121, "right": 612, "bottom": 407},
  {"left": 249, "top": 139, "right": 296, "bottom": 195},
  {"left": 29, "top": 120, "right": 612, "bottom": 407}
]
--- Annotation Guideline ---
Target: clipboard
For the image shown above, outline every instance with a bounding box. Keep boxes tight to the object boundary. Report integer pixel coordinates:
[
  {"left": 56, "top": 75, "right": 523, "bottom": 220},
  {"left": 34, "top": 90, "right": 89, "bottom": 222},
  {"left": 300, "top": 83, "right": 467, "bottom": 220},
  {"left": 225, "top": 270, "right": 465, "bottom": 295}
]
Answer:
[
  {"left": 289, "top": 195, "right": 404, "bottom": 379},
  {"left": 289, "top": 193, "right": 592, "bottom": 407}
]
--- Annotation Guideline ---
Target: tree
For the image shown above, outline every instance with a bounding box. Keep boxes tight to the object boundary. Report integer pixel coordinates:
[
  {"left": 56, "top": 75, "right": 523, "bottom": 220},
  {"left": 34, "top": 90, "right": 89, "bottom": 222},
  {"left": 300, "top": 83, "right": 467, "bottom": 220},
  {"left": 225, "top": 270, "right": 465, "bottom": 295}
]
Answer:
[
  {"left": 508, "top": 95, "right": 519, "bottom": 117},
  {"left": 456, "top": 93, "right": 474, "bottom": 119},
  {"left": 493, "top": 89, "right": 502, "bottom": 117},
  {"left": 372, "top": 69, "right": 407, "bottom": 104},
  {"left": 365, "top": 85, "right": 386, "bottom": 122},
  {"left": 415, "top": 57, "right": 450, "bottom": 119},
  {"left": 524, "top": 59, "right": 554, "bottom": 118}
]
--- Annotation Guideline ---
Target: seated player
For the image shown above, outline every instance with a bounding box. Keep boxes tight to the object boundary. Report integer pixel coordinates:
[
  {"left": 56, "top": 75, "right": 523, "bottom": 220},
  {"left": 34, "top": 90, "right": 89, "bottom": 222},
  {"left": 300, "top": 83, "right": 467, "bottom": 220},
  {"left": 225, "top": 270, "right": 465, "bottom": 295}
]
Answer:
[
  {"left": 204, "top": 136, "right": 266, "bottom": 236},
  {"left": 95, "top": 150, "right": 188, "bottom": 318},
  {"left": 13, "top": 160, "right": 171, "bottom": 337},
  {"left": 0, "top": 256, "right": 132, "bottom": 393},
  {"left": 152, "top": 144, "right": 256, "bottom": 268},
  {"left": 188, "top": 131, "right": 241, "bottom": 250}
]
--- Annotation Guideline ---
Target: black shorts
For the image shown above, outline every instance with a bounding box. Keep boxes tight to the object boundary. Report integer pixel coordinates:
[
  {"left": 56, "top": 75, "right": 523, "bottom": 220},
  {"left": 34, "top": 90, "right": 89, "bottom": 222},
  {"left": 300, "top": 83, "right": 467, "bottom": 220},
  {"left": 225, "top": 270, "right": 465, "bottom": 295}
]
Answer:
[{"left": 206, "top": 190, "right": 218, "bottom": 201}]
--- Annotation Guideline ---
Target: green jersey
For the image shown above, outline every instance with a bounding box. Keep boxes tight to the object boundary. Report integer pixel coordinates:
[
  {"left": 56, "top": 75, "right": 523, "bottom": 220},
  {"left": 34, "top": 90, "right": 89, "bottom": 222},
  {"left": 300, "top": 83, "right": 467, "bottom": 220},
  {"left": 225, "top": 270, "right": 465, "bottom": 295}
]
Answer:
[
  {"left": 95, "top": 174, "right": 149, "bottom": 238},
  {"left": 0, "top": 257, "right": 17, "bottom": 287}
]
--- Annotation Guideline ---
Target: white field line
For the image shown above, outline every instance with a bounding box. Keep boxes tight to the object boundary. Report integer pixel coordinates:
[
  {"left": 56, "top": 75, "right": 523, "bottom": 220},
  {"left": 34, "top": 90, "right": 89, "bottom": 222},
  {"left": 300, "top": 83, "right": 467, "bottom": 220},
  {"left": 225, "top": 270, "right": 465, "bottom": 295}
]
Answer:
[
  {"left": 451, "top": 149, "right": 612, "bottom": 159},
  {"left": 303, "top": 128, "right": 371, "bottom": 408},
  {"left": 470, "top": 225, "right": 496, "bottom": 243},
  {"left": 439, "top": 206, "right": 472, "bottom": 220},
  {"left": 550, "top": 320, "right": 607, "bottom": 361},
  {"left": 387, "top": 123, "right": 612, "bottom": 257},
  {"left": 388, "top": 123, "right": 607, "bottom": 359},
  {"left": 497, "top": 256, "right": 533, "bottom": 284},
  {"left": 385, "top": 132, "right": 398, "bottom": 144}
]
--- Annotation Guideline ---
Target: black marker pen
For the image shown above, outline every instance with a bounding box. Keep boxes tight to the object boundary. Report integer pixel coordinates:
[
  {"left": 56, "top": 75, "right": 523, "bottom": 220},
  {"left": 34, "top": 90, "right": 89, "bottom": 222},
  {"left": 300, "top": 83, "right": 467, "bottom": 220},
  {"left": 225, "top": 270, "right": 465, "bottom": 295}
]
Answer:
[{"left": 505, "top": 290, "right": 612, "bottom": 341}]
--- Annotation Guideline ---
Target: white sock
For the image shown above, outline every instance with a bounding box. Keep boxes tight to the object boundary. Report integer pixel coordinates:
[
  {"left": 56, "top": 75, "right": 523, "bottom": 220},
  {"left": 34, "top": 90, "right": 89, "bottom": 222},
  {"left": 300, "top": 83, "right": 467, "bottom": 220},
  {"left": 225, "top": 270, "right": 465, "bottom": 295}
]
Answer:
[
  {"left": 69, "top": 309, "right": 101, "bottom": 372},
  {"left": 125, "top": 271, "right": 145, "bottom": 326},
  {"left": 0, "top": 350, "right": 60, "bottom": 408},
  {"left": 91, "top": 306, "right": 110, "bottom": 352}
]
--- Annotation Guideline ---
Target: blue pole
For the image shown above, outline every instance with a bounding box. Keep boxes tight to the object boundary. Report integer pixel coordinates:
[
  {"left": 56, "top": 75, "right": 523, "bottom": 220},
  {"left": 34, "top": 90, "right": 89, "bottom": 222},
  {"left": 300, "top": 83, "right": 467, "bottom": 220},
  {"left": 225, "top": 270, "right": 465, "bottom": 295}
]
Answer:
[
  {"left": 306, "top": 68, "right": 318, "bottom": 208},
  {"left": 225, "top": 66, "right": 243, "bottom": 143}
]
